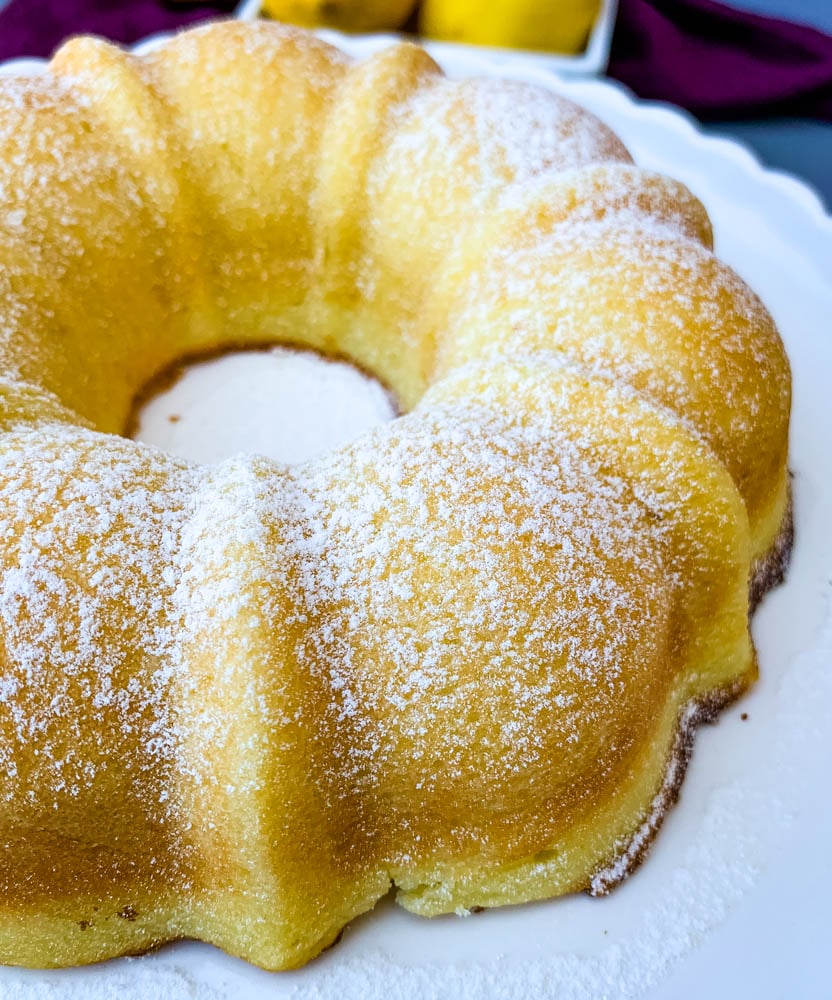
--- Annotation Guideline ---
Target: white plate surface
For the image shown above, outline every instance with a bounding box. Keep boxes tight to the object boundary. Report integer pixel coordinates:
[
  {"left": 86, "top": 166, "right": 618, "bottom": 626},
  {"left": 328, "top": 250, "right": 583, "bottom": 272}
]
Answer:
[{"left": 1, "top": 37, "right": 831, "bottom": 1000}]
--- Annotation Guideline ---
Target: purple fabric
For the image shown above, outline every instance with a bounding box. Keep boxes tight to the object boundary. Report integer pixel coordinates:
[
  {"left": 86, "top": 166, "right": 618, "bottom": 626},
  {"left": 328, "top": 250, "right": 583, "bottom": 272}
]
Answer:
[
  {"left": 608, "top": 0, "right": 832, "bottom": 121},
  {"left": 0, "top": 0, "right": 236, "bottom": 62},
  {"left": 0, "top": 0, "right": 831, "bottom": 122}
]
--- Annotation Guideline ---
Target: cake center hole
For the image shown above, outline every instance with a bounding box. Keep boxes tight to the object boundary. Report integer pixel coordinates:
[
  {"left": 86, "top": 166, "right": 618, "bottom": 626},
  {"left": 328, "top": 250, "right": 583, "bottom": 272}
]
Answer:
[{"left": 133, "top": 346, "right": 397, "bottom": 465}]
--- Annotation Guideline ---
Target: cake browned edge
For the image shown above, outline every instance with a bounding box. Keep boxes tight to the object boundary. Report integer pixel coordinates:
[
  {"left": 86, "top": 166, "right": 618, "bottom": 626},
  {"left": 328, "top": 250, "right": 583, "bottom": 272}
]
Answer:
[
  {"left": 586, "top": 485, "right": 794, "bottom": 897},
  {"left": 749, "top": 484, "right": 794, "bottom": 613}
]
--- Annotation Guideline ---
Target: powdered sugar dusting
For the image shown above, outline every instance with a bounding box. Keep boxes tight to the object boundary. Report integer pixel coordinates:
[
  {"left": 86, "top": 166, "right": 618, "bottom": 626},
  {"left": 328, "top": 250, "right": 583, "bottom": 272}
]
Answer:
[
  {"left": 281, "top": 397, "right": 670, "bottom": 806},
  {"left": 431, "top": 216, "right": 789, "bottom": 539},
  {"left": 382, "top": 75, "right": 631, "bottom": 207},
  {"left": 0, "top": 418, "right": 207, "bottom": 897},
  {"left": 0, "top": 15, "right": 796, "bottom": 994},
  {"left": 0, "top": 357, "right": 704, "bottom": 918}
]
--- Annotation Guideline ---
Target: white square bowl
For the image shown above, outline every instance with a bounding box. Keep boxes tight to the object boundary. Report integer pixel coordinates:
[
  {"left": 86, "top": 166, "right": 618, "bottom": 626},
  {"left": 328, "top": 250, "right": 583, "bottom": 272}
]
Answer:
[{"left": 240, "top": 0, "right": 619, "bottom": 76}]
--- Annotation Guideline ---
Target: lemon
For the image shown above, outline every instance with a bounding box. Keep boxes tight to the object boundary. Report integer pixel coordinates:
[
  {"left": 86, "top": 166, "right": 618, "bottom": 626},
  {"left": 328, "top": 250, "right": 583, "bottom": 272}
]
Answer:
[
  {"left": 262, "top": 0, "right": 418, "bottom": 32},
  {"left": 419, "top": 0, "right": 602, "bottom": 55}
]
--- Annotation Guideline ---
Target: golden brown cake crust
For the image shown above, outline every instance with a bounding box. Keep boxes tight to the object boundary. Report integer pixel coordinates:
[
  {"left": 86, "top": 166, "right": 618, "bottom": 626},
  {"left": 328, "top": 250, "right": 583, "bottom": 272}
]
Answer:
[{"left": 0, "top": 20, "right": 792, "bottom": 971}]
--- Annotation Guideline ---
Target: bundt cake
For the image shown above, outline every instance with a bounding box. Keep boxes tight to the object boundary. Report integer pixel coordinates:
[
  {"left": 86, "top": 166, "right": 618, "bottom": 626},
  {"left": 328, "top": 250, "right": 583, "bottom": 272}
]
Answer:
[{"left": 0, "top": 20, "right": 791, "bottom": 971}]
